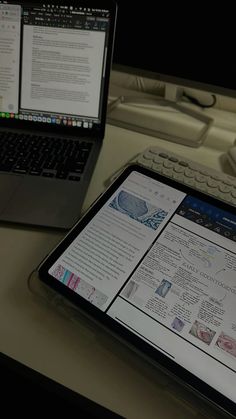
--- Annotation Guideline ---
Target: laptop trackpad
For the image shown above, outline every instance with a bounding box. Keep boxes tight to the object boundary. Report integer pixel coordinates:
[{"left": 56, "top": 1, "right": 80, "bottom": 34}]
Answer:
[
  {"left": 1, "top": 176, "right": 84, "bottom": 229},
  {"left": 0, "top": 175, "right": 22, "bottom": 214}
]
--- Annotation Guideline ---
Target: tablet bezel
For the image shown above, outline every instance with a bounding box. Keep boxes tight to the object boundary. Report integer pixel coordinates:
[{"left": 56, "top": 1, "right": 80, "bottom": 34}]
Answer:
[{"left": 38, "top": 164, "right": 236, "bottom": 418}]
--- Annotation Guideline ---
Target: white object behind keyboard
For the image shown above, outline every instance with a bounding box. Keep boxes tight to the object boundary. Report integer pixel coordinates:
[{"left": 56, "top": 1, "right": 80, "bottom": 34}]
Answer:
[{"left": 109, "top": 145, "right": 236, "bottom": 207}]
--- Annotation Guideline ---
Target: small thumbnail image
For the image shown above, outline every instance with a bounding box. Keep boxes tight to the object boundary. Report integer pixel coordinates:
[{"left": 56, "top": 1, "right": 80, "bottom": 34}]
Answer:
[
  {"left": 109, "top": 190, "right": 168, "bottom": 230},
  {"left": 215, "top": 332, "right": 236, "bottom": 358},
  {"left": 51, "top": 264, "right": 80, "bottom": 290},
  {"left": 189, "top": 320, "right": 216, "bottom": 345},
  {"left": 171, "top": 317, "right": 185, "bottom": 332},
  {"left": 122, "top": 280, "right": 139, "bottom": 299},
  {"left": 155, "top": 279, "right": 172, "bottom": 298},
  {"left": 51, "top": 264, "right": 65, "bottom": 280}
]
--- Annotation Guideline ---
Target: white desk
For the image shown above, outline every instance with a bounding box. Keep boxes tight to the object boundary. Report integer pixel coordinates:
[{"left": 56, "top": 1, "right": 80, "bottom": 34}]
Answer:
[{"left": 0, "top": 124, "right": 234, "bottom": 419}]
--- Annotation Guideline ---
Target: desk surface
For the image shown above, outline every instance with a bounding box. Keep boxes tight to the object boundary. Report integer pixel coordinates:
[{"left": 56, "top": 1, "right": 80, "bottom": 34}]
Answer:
[{"left": 0, "top": 123, "right": 235, "bottom": 419}]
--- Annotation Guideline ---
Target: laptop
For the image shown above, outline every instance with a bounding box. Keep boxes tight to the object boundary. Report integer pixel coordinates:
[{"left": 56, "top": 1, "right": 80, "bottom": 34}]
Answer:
[{"left": 0, "top": 0, "right": 117, "bottom": 229}]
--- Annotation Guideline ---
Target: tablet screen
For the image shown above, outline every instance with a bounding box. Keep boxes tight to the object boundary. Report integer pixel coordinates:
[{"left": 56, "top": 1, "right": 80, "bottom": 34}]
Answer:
[{"left": 39, "top": 166, "right": 236, "bottom": 416}]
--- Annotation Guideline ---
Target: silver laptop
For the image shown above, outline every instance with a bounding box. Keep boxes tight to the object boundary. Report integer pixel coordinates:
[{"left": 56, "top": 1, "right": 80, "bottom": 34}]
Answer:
[{"left": 0, "top": 0, "right": 117, "bottom": 229}]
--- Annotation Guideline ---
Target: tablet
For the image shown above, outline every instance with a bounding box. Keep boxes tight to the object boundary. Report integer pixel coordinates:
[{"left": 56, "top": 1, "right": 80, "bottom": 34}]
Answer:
[{"left": 38, "top": 164, "right": 236, "bottom": 417}]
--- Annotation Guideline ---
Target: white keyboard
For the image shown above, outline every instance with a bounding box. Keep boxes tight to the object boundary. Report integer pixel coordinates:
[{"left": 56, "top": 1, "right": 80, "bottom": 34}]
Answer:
[{"left": 108, "top": 145, "right": 236, "bottom": 207}]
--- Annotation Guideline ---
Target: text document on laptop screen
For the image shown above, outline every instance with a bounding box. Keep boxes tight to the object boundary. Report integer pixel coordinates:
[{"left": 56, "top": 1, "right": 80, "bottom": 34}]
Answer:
[
  {"left": 47, "top": 170, "right": 236, "bottom": 408},
  {"left": 21, "top": 26, "right": 104, "bottom": 117},
  {"left": 0, "top": 2, "right": 111, "bottom": 130}
]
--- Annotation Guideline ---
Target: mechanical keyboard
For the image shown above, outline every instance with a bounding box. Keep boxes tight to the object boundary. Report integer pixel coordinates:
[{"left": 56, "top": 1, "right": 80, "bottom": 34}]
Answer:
[{"left": 107, "top": 145, "right": 236, "bottom": 207}]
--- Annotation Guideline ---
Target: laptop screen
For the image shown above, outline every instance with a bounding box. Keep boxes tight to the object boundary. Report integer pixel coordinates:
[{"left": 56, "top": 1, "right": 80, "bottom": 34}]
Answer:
[{"left": 0, "top": 1, "right": 116, "bottom": 135}]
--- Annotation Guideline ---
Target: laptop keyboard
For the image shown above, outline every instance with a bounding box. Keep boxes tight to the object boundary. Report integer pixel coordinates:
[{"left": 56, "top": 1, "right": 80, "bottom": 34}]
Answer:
[{"left": 0, "top": 131, "right": 93, "bottom": 181}]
